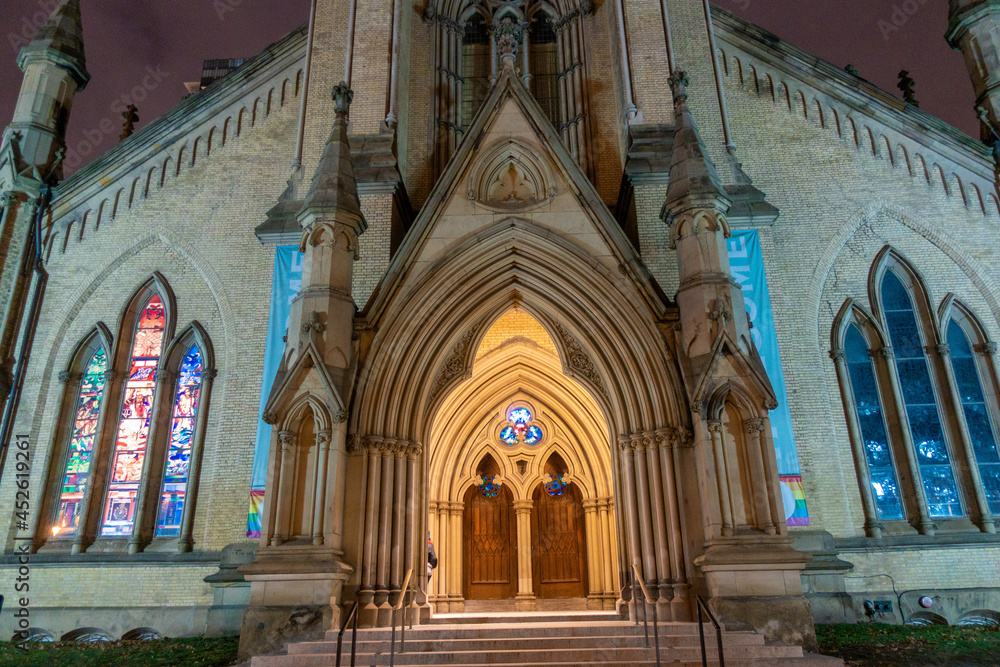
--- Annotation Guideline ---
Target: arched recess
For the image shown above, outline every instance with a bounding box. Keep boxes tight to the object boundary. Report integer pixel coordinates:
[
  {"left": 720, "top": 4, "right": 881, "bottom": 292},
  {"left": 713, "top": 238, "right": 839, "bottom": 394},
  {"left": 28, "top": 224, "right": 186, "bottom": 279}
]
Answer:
[
  {"left": 426, "top": 309, "right": 619, "bottom": 611},
  {"left": 348, "top": 218, "right": 685, "bottom": 618}
]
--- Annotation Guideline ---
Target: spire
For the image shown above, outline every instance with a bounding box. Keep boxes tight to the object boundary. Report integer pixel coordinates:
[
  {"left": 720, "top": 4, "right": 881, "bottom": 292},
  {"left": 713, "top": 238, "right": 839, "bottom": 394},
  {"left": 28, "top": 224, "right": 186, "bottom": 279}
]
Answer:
[
  {"left": 661, "top": 71, "right": 729, "bottom": 222},
  {"left": 298, "top": 81, "right": 364, "bottom": 227},
  {"left": 17, "top": 0, "right": 89, "bottom": 89}
]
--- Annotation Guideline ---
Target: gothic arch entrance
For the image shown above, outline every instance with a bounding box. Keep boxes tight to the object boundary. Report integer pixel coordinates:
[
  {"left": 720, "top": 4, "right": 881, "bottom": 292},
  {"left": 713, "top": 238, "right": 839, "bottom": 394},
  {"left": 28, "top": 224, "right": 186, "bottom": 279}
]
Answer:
[{"left": 427, "top": 309, "right": 617, "bottom": 611}]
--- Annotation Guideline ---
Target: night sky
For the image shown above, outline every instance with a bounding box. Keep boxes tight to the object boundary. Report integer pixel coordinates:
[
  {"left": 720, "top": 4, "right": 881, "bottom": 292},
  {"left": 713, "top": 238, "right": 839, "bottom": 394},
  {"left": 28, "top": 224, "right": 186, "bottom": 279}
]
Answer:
[{"left": 0, "top": 0, "right": 979, "bottom": 176}]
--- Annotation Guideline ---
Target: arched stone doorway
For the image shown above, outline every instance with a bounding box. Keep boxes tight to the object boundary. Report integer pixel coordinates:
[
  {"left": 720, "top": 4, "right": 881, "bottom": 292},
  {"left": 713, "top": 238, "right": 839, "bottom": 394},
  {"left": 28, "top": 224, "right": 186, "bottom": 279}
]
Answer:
[{"left": 428, "top": 309, "right": 618, "bottom": 612}]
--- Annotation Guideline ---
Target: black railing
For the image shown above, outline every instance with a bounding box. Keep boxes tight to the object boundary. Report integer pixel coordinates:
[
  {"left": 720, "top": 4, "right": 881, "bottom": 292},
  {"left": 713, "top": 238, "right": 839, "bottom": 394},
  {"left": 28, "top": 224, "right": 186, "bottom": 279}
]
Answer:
[
  {"left": 335, "top": 599, "right": 360, "bottom": 667},
  {"left": 696, "top": 595, "right": 725, "bottom": 667},
  {"left": 630, "top": 564, "right": 661, "bottom": 667},
  {"left": 389, "top": 568, "right": 414, "bottom": 667}
]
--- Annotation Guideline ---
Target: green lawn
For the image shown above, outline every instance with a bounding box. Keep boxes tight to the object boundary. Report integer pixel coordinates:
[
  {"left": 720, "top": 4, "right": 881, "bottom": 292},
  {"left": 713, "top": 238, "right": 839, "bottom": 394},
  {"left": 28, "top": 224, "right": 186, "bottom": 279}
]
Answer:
[
  {"left": 0, "top": 636, "right": 239, "bottom": 667},
  {"left": 817, "top": 623, "right": 1000, "bottom": 667}
]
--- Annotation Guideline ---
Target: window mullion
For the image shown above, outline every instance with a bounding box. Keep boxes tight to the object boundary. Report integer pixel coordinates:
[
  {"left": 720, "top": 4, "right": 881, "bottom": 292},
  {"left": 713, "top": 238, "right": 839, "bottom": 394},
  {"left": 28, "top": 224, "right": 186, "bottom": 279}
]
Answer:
[
  {"left": 74, "top": 367, "right": 124, "bottom": 553},
  {"left": 128, "top": 368, "right": 177, "bottom": 553},
  {"left": 875, "top": 345, "right": 936, "bottom": 535}
]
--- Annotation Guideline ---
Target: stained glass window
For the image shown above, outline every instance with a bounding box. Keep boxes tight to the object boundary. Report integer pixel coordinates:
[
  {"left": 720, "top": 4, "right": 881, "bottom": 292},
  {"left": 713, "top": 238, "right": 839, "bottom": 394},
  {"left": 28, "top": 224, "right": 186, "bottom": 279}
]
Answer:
[
  {"left": 156, "top": 345, "right": 203, "bottom": 536},
  {"left": 947, "top": 321, "right": 1000, "bottom": 514},
  {"left": 845, "top": 326, "right": 903, "bottom": 520},
  {"left": 101, "top": 295, "right": 165, "bottom": 536},
  {"left": 461, "top": 13, "right": 491, "bottom": 128},
  {"left": 529, "top": 12, "right": 559, "bottom": 126},
  {"left": 500, "top": 407, "right": 543, "bottom": 446},
  {"left": 54, "top": 347, "right": 107, "bottom": 537},
  {"left": 881, "top": 272, "right": 963, "bottom": 518}
]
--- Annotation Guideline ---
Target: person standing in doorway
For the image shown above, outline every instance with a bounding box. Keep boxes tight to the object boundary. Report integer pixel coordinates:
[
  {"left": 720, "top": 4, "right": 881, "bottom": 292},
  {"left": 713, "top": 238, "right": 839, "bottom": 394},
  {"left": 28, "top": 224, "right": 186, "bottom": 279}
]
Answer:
[{"left": 427, "top": 533, "right": 438, "bottom": 586}]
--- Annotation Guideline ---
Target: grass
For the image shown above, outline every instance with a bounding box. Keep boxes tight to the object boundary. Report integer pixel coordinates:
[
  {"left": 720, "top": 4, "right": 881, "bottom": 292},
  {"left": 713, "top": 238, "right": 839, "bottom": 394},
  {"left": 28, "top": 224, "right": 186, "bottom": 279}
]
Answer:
[
  {"left": 0, "top": 635, "right": 240, "bottom": 667},
  {"left": 816, "top": 623, "right": 1000, "bottom": 666}
]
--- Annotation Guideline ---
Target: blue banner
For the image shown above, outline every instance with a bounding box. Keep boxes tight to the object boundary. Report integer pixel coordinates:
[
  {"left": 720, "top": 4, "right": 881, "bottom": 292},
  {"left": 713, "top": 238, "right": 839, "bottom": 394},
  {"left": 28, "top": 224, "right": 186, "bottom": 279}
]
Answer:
[
  {"left": 247, "top": 246, "right": 302, "bottom": 537},
  {"left": 727, "top": 231, "right": 808, "bottom": 524}
]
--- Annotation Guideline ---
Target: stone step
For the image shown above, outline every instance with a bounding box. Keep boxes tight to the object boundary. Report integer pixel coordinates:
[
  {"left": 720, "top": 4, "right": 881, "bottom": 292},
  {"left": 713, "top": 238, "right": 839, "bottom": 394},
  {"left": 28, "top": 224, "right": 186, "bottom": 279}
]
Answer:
[
  {"left": 427, "top": 612, "right": 620, "bottom": 625},
  {"left": 292, "top": 633, "right": 766, "bottom": 654},
  {"left": 325, "top": 621, "right": 729, "bottom": 641},
  {"left": 253, "top": 644, "right": 805, "bottom": 666}
]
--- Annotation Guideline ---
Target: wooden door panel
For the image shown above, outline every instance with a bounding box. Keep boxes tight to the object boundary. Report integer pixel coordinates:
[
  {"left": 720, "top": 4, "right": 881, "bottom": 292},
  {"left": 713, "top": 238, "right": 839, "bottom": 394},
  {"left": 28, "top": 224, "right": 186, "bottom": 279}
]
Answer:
[
  {"left": 464, "top": 486, "right": 516, "bottom": 600},
  {"left": 531, "top": 485, "right": 587, "bottom": 598}
]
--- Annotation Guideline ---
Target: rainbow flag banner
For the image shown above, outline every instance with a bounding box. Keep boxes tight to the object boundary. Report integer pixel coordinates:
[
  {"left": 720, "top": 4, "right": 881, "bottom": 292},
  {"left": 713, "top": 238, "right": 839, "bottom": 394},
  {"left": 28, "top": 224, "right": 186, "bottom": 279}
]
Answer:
[
  {"left": 246, "top": 489, "right": 266, "bottom": 539},
  {"left": 780, "top": 474, "right": 809, "bottom": 526}
]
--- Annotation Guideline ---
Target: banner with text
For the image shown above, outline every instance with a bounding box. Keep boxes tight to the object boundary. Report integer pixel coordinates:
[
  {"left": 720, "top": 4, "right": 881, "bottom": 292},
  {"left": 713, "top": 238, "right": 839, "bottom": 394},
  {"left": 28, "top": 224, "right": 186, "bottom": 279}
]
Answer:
[
  {"left": 247, "top": 246, "right": 303, "bottom": 538},
  {"left": 727, "top": 230, "right": 809, "bottom": 526}
]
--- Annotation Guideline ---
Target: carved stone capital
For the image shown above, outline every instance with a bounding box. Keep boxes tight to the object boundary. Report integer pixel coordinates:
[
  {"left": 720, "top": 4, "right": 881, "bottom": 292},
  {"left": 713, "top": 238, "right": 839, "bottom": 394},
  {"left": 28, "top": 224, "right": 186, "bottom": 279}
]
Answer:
[
  {"left": 828, "top": 349, "right": 846, "bottom": 362},
  {"left": 582, "top": 498, "right": 599, "bottom": 511},
  {"left": 690, "top": 399, "right": 704, "bottom": 414},
  {"left": 652, "top": 427, "right": 676, "bottom": 449},
  {"left": 205, "top": 368, "right": 219, "bottom": 379},
  {"left": 347, "top": 434, "right": 363, "bottom": 454},
  {"left": 935, "top": 343, "right": 951, "bottom": 358},
  {"left": 262, "top": 411, "right": 279, "bottom": 425},
  {"left": 875, "top": 346, "right": 894, "bottom": 360},
  {"left": 745, "top": 418, "right": 765, "bottom": 436},
  {"left": 980, "top": 341, "right": 998, "bottom": 356},
  {"left": 335, "top": 407, "right": 348, "bottom": 423},
  {"left": 58, "top": 370, "right": 82, "bottom": 383},
  {"left": 513, "top": 500, "right": 534, "bottom": 513},
  {"left": 764, "top": 398, "right": 779, "bottom": 411},
  {"left": 102, "top": 370, "right": 121, "bottom": 383},
  {"left": 316, "top": 429, "right": 332, "bottom": 449},
  {"left": 1, "top": 190, "right": 19, "bottom": 209},
  {"left": 707, "top": 420, "right": 723, "bottom": 435},
  {"left": 278, "top": 430, "right": 296, "bottom": 451},
  {"left": 406, "top": 441, "right": 423, "bottom": 460},
  {"left": 331, "top": 81, "right": 354, "bottom": 115}
]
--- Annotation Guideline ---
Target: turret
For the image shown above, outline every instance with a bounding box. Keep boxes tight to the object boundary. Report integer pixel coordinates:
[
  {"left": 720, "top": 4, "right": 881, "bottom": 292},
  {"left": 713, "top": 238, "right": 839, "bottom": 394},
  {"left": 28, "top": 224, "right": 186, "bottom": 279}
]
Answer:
[
  {"left": 947, "top": 1, "right": 1000, "bottom": 139},
  {"left": 4, "top": 0, "right": 89, "bottom": 179}
]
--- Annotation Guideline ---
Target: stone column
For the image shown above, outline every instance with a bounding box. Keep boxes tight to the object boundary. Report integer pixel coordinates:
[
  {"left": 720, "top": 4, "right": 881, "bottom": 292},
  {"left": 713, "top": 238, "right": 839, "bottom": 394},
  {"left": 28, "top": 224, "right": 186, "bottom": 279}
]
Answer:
[
  {"left": 436, "top": 501, "right": 449, "bottom": 609},
  {"left": 359, "top": 440, "right": 382, "bottom": 617},
  {"left": 375, "top": 442, "right": 395, "bottom": 621},
  {"left": 449, "top": 503, "right": 464, "bottom": 611},
  {"left": 583, "top": 499, "right": 602, "bottom": 609},
  {"left": 631, "top": 437, "right": 657, "bottom": 584},
  {"left": 513, "top": 499, "right": 536, "bottom": 610},
  {"left": 829, "top": 349, "right": 883, "bottom": 538},
  {"left": 707, "top": 421, "right": 733, "bottom": 536},
  {"left": 656, "top": 429, "right": 688, "bottom": 612},
  {"left": 598, "top": 499, "right": 615, "bottom": 607},
  {"left": 617, "top": 438, "right": 642, "bottom": 617},
  {"left": 403, "top": 444, "right": 420, "bottom": 609},
  {"left": 390, "top": 446, "right": 406, "bottom": 593},
  {"left": 271, "top": 431, "right": 297, "bottom": 545},
  {"left": 643, "top": 434, "right": 670, "bottom": 604},
  {"left": 311, "top": 429, "right": 332, "bottom": 545},
  {"left": 745, "top": 418, "right": 775, "bottom": 535}
]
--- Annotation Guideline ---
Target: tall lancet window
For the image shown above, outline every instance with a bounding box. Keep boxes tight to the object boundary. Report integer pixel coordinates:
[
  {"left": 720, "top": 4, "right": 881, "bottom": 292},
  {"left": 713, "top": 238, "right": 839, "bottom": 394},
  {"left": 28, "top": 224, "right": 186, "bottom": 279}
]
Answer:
[
  {"left": 529, "top": 11, "right": 559, "bottom": 126},
  {"left": 156, "top": 345, "right": 203, "bottom": 536},
  {"left": 462, "top": 12, "right": 491, "bottom": 128},
  {"left": 101, "top": 295, "right": 166, "bottom": 536},
  {"left": 881, "top": 271, "right": 963, "bottom": 518},
  {"left": 844, "top": 325, "right": 903, "bottom": 519},
  {"left": 55, "top": 347, "right": 108, "bottom": 536},
  {"left": 947, "top": 321, "right": 1000, "bottom": 514}
]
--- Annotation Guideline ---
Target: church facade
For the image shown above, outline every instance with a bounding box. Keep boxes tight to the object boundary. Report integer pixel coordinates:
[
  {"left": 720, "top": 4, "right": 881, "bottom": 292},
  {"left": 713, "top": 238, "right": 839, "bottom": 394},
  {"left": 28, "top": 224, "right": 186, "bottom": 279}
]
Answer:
[{"left": 2, "top": 0, "right": 1000, "bottom": 657}]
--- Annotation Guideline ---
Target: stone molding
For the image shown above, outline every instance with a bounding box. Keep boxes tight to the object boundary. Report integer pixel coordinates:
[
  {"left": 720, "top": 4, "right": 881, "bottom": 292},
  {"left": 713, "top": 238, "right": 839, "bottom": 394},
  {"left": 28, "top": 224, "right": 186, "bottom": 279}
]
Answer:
[
  {"left": 348, "top": 434, "right": 422, "bottom": 459},
  {"left": 616, "top": 427, "right": 679, "bottom": 452}
]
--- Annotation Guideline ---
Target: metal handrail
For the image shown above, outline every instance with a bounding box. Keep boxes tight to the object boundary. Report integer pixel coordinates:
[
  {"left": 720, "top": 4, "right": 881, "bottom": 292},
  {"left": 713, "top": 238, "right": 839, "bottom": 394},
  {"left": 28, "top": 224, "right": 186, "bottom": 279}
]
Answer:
[
  {"left": 389, "top": 568, "right": 414, "bottom": 667},
  {"left": 631, "top": 564, "right": 661, "bottom": 667},
  {"left": 335, "top": 599, "right": 360, "bottom": 667},
  {"left": 696, "top": 595, "right": 725, "bottom": 667}
]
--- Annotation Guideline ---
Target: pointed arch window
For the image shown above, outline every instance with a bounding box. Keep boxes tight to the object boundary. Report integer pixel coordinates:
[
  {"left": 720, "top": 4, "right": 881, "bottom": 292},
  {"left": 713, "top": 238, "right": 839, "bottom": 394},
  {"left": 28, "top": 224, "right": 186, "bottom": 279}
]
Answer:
[
  {"left": 528, "top": 10, "right": 559, "bottom": 126},
  {"left": 54, "top": 346, "right": 108, "bottom": 537},
  {"left": 947, "top": 320, "right": 1000, "bottom": 514},
  {"left": 461, "top": 12, "right": 491, "bottom": 128},
  {"left": 156, "top": 345, "right": 203, "bottom": 536},
  {"left": 880, "top": 271, "right": 963, "bottom": 518},
  {"left": 844, "top": 325, "right": 903, "bottom": 520},
  {"left": 101, "top": 294, "right": 166, "bottom": 536}
]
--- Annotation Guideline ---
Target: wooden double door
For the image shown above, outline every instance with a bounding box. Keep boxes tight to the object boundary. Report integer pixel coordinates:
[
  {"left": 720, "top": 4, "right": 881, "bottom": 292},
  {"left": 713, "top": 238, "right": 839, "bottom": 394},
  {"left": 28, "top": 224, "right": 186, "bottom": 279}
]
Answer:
[{"left": 463, "top": 484, "right": 587, "bottom": 600}]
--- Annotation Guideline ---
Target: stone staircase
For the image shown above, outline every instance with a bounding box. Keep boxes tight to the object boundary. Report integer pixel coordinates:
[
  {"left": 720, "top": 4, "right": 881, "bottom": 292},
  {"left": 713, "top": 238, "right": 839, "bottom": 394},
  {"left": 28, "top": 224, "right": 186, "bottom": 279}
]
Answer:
[{"left": 250, "top": 611, "right": 844, "bottom": 666}]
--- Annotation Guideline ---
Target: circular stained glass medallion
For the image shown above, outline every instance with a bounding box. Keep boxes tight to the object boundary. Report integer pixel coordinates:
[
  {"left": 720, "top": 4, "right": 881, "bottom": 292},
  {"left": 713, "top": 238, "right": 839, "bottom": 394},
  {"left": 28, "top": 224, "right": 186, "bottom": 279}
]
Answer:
[
  {"left": 524, "top": 425, "right": 543, "bottom": 445},
  {"left": 500, "top": 426, "right": 518, "bottom": 445}
]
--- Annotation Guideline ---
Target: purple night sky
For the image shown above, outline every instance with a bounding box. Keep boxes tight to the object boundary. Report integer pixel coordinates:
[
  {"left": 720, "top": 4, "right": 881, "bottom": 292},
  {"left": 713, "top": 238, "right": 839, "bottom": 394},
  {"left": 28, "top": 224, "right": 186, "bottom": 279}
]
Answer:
[{"left": 0, "top": 0, "right": 979, "bottom": 176}]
